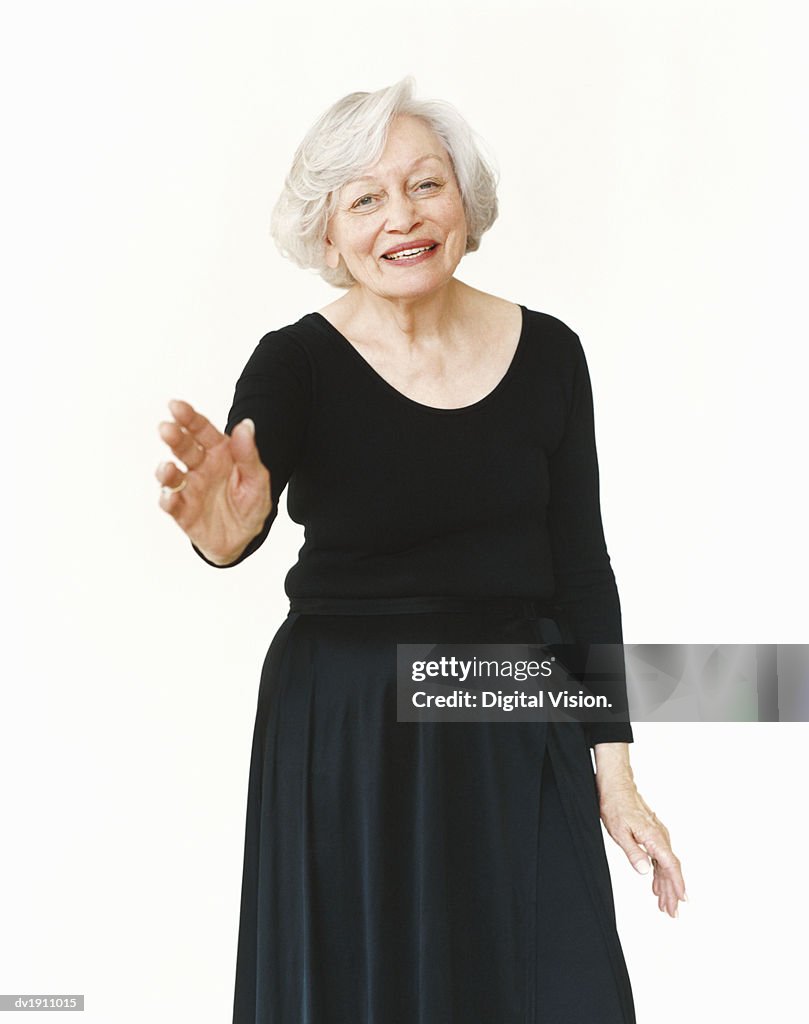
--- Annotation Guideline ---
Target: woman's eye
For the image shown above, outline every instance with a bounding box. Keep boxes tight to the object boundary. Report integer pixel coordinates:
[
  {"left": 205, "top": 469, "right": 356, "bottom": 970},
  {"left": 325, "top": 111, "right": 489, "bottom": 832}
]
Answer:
[{"left": 350, "top": 181, "right": 441, "bottom": 210}]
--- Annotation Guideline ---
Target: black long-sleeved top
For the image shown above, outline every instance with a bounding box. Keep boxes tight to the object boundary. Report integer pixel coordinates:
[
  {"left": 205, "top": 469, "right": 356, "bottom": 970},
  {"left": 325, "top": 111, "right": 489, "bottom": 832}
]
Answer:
[{"left": 192, "top": 304, "right": 632, "bottom": 745}]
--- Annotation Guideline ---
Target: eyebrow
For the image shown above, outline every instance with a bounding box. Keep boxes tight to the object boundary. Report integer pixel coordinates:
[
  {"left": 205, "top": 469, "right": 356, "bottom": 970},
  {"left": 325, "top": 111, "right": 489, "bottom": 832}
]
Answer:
[{"left": 347, "top": 153, "right": 445, "bottom": 186}]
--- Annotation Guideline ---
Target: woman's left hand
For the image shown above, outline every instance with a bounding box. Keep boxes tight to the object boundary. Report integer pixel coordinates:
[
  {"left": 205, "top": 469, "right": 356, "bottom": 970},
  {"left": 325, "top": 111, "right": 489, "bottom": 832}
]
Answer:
[{"left": 598, "top": 778, "right": 686, "bottom": 917}]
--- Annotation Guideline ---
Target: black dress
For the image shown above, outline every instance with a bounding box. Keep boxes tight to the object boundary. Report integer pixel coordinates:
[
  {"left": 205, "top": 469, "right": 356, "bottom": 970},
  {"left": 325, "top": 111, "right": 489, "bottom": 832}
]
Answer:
[{"left": 193, "top": 304, "right": 636, "bottom": 1024}]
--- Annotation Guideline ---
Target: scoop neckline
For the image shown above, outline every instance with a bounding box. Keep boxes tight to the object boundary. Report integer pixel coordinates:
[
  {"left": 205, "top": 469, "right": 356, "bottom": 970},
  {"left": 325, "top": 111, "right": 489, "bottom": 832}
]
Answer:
[{"left": 307, "top": 304, "right": 528, "bottom": 415}]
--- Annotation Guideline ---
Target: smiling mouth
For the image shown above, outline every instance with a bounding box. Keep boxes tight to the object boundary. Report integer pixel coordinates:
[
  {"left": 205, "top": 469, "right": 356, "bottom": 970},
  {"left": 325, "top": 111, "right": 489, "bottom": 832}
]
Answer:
[{"left": 381, "top": 244, "right": 438, "bottom": 261}]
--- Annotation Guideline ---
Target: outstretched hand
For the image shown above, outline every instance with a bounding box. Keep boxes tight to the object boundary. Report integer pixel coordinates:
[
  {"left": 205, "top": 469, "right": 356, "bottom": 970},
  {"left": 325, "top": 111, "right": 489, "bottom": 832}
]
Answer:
[
  {"left": 597, "top": 777, "right": 687, "bottom": 918},
  {"left": 156, "top": 398, "right": 272, "bottom": 564}
]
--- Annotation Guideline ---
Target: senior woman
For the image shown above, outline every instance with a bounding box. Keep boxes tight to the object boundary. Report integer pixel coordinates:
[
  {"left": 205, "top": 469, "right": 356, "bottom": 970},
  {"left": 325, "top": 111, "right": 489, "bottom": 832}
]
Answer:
[{"left": 157, "top": 77, "right": 684, "bottom": 1024}]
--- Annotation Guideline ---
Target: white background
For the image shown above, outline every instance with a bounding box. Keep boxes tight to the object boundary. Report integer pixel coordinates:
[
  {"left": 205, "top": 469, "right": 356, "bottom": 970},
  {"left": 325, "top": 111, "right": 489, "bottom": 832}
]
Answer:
[{"left": 2, "top": 1, "right": 807, "bottom": 1020}]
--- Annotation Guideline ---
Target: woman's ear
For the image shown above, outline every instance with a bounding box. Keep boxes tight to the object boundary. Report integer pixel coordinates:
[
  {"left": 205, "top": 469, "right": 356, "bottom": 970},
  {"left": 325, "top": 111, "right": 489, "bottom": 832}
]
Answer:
[{"left": 324, "top": 235, "right": 340, "bottom": 271}]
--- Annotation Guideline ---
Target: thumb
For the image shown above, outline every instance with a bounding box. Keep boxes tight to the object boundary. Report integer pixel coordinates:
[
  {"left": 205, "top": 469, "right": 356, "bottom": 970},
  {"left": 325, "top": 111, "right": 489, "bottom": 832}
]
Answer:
[
  {"left": 619, "top": 834, "right": 651, "bottom": 874},
  {"left": 230, "top": 418, "right": 265, "bottom": 475}
]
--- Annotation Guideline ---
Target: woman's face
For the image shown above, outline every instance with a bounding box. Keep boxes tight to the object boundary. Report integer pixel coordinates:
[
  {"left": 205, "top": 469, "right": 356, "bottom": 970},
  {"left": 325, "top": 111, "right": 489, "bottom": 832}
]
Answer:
[{"left": 324, "top": 114, "right": 468, "bottom": 301}]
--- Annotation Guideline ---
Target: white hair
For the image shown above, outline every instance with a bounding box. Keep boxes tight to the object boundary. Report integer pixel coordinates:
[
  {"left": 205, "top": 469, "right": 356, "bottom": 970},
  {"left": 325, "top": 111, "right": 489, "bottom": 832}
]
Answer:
[{"left": 269, "top": 76, "right": 500, "bottom": 289}]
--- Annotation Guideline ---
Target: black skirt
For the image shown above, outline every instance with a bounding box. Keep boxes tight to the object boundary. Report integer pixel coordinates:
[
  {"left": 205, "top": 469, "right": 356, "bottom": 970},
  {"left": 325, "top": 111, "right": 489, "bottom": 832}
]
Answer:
[{"left": 232, "top": 596, "right": 636, "bottom": 1024}]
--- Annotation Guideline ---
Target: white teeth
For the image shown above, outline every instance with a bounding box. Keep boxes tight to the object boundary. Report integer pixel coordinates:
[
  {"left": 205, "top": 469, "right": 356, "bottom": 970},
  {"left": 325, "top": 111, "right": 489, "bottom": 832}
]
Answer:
[{"left": 383, "top": 245, "right": 434, "bottom": 260}]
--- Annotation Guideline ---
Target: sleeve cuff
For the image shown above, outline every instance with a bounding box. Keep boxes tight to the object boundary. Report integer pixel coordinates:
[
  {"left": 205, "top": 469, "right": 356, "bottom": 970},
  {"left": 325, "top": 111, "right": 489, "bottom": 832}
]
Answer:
[
  {"left": 189, "top": 507, "right": 276, "bottom": 568},
  {"left": 585, "top": 722, "right": 634, "bottom": 747}
]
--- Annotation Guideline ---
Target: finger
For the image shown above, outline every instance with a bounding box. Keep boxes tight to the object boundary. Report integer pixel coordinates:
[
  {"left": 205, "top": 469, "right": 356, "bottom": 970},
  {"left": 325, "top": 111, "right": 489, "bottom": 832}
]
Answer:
[
  {"left": 653, "top": 861, "right": 683, "bottom": 917},
  {"left": 634, "top": 826, "right": 680, "bottom": 877},
  {"left": 654, "top": 868, "right": 671, "bottom": 915},
  {"left": 158, "top": 481, "right": 188, "bottom": 519},
  {"left": 666, "top": 872, "right": 687, "bottom": 908},
  {"left": 666, "top": 886, "right": 680, "bottom": 918},
  {"left": 167, "top": 399, "right": 226, "bottom": 452},
  {"left": 650, "top": 814, "right": 671, "bottom": 844},
  {"left": 647, "top": 842, "right": 685, "bottom": 895},
  {"left": 657, "top": 874, "right": 675, "bottom": 917},
  {"left": 158, "top": 418, "right": 207, "bottom": 472},
  {"left": 155, "top": 460, "right": 186, "bottom": 489}
]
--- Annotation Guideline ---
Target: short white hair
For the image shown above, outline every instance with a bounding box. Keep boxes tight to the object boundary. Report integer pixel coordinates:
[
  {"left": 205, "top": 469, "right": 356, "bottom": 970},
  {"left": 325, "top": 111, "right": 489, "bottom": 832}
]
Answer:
[{"left": 270, "top": 76, "right": 500, "bottom": 289}]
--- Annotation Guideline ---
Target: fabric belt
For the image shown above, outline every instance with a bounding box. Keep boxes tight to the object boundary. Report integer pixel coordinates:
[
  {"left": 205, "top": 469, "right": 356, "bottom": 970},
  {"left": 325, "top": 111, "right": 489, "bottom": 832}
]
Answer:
[{"left": 288, "top": 595, "right": 561, "bottom": 619}]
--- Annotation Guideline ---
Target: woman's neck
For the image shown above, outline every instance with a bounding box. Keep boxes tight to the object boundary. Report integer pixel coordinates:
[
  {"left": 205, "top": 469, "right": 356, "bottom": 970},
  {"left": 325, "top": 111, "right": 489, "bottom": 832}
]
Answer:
[{"left": 337, "top": 278, "right": 478, "bottom": 346}]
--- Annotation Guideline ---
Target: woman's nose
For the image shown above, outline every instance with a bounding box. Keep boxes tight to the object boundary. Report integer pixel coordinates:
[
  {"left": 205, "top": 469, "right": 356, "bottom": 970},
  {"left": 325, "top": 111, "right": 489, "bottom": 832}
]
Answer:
[{"left": 384, "top": 190, "right": 421, "bottom": 232}]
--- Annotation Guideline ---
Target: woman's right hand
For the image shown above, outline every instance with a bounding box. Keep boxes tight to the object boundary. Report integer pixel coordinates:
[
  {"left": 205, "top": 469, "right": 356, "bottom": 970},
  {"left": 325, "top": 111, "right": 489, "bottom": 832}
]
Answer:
[{"left": 156, "top": 398, "right": 272, "bottom": 565}]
